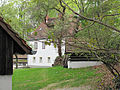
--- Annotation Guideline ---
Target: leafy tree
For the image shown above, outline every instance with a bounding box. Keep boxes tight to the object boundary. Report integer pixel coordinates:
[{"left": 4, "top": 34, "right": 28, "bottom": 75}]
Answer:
[
  {"left": 61, "top": 0, "right": 120, "bottom": 88},
  {"left": 28, "top": 0, "right": 68, "bottom": 59},
  {"left": 47, "top": 16, "right": 70, "bottom": 57},
  {"left": 30, "top": 0, "right": 120, "bottom": 88},
  {"left": 2, "top": 0, "right": 120, "bottom": 87},
  {"left": 0, "top": 0, "right": 33, "bottom": 39}
]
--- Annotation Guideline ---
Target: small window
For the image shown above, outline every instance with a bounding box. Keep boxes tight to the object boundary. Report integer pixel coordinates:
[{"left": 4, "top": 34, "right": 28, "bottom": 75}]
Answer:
[
  {"left": 34, "top": 42, "right": 38, "bottom": 50},
  {"left": 42, "top": 42, "right": 45, "bottom": 49},
  {"left": 33, "top": 57, "right": 36, "bottom": 63},
  {"left": 48, "top": 57, "right": 51, "bottom": 63},
  {"left": 39, "top": 57, "right": 42, "bottom": 63}
]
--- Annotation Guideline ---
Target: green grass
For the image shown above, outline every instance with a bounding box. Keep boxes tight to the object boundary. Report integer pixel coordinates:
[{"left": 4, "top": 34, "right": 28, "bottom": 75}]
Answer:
[
  {"left": 12, "top": 66, "right": 102, "bottom": 90},
  {"left": 13, "top": 59, "right": 27, "bottom": 62}
]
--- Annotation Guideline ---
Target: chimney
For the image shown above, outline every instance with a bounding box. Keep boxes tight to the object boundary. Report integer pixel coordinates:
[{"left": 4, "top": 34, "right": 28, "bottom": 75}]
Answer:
[{"left": 45, "top": 15, "right": 49, "bottom": 23}]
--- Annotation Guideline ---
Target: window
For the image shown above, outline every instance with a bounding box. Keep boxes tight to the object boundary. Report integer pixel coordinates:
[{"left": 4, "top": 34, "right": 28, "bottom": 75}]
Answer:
[
  {"left": 34, "top": 42, "right": 38, "bottom": 50},
  {"left": 42, "top": 42, "right": 45, "bottom": 49},
  {"left": 39, "top": 57, "right": 42, "bottom": 63},
  {"left": 48, "top": 57, "right": 51, "bottom": 63},
  {"left": 33, "top": 57, "right": 36, "bottom": 63}
]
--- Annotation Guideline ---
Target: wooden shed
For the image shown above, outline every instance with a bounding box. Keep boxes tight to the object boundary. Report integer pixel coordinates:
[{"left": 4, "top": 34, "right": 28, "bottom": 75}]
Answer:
[
  {"left": 0, "top": 16, "right": 32, "bottom": 75},
  {"left": 0, "top": 16, "right": 32, "bottom": 90}
]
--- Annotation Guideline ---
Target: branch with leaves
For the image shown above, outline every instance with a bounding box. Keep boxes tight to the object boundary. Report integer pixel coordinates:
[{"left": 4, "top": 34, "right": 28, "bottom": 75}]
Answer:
[{"left": 62, "top": 0, "right": 120, "bottom": 33}]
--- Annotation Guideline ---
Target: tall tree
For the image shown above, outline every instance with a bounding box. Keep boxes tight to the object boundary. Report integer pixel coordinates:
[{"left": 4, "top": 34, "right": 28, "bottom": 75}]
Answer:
[
  {"left": 29, "top": 0, "right": 120, "bottom": 87},
  {"left": 61, "top": 0, "right": 120, "bottom": 88},
  {"left": 0, "top": 0, "right": 33, "bottom": 39}
]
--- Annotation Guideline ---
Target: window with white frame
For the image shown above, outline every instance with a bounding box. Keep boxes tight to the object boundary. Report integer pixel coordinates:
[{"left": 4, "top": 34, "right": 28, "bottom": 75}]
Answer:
[
  {"left": 34, "top": 42, "right": 38, "bottom": 50},
  {"left": 39, "top": 57, "right": 42, "bottom": 63},
  {"left": 33, "top": 57, "right": 36, "bottom": 63},
  {"left": 48, "top": 57, "right": 51, "bottom": 63},
  {"left": 42, "top": 42, "right": 45, "bottom": 49}
]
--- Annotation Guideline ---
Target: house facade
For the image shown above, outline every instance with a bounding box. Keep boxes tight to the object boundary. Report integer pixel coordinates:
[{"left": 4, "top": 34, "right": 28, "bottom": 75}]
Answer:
[
  {"left": 27, "top": 21, "right": 65, "bottom": 67},
  {"left": 28, "top": 15, "right": 102, "bottom": 68}
]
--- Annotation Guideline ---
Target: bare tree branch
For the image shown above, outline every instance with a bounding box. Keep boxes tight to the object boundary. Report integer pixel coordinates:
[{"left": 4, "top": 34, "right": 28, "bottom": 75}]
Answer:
[
  {"left": 80, "top": 0, "right": 84, "bottom": 13},
  {"left": 74, "top": 0, "right": 82, "bottom": 13},
  {"left": 50, "top": 7, "right": 62, "bottom": 14},
  {"left": 66, "top": 41, "right": 120, "bottom": 53},
  {"left": 59, "top": 0, "right": 66, "bottom": 16},
  {"left": 76, "top": 22, "right": 95, "bottom": 32},
  {"left": 101, "top": 13, "right": 120, "bottom": 21}
]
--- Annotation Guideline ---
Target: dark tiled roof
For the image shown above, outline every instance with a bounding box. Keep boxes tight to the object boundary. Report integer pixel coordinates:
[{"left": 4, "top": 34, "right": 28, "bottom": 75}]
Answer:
[
  {"left": 0, "top": 16, "right": 32, "bottom": 54},
  {"left": 28, "top": 22, "right": 49, "bottom": 40},
  {"left": 28, "top": 16, "right": 57, "bottom": 40}
]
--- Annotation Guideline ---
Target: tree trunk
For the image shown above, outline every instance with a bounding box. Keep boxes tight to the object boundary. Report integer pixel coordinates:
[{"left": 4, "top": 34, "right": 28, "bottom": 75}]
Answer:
[
  {"left": 15, "top": 53, "right": 18, "bottom": 69},
  {"left": 57, "top": 38, "right": 62, "bottom": 57},
  {"left": 63, "top": 55, "right": 68, "bottom": 68},
  {"left": 103, "top": 62, "right": 117, "bottom": 78}
]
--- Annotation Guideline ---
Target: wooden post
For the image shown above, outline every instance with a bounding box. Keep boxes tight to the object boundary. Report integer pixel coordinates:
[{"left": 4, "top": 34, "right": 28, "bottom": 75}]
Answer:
[{"left": 15, "top": 53, "right": 18, "bottom": 69}]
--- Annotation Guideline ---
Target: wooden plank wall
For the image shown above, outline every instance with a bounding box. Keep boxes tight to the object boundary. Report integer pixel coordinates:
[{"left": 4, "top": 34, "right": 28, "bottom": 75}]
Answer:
[{"left": 0, "top": 27, "right": 13, "bottom": 75}]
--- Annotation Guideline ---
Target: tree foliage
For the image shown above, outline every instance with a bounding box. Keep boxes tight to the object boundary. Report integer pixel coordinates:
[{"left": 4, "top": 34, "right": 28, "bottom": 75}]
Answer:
[
  {"left": 61, "top": 0, "right": 120, "bottom": 88},
  {"left": 1, "top": 0, "right": 120, "bottom": 88},
  {"left": 0, "top": 0, "right": 33, "bottom": 39},
  {"left": 29, "top": 0, "right": 120, "bottom": 88}
]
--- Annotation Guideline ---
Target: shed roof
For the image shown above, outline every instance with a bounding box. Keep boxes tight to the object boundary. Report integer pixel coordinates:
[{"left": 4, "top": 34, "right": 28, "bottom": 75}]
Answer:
[{"left": 0, "top": 16, "right": 32, "bottom": 54}]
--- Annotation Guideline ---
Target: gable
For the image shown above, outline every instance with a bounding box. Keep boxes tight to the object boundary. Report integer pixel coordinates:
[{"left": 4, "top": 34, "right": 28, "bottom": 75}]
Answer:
[
  {"left": 0, "top": 17, "right": 32, "bottom": 54},
  {"left": 0, "top": 16, "right": 32, "bottom": 75},
  {"left": 28, "top": 22, "right": 49, "bottom": 40}
]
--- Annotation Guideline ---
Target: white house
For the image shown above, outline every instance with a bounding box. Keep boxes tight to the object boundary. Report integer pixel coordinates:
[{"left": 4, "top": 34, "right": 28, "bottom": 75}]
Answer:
[
  {"left": 27, "top": 16, "right": 102, "bottom": 68},
  {"left": 27, "top": 20, "right": 65, "bottom": 67}
]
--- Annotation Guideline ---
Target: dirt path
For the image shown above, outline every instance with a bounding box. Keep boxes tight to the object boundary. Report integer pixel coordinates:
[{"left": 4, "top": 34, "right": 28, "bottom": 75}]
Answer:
[
  {"left": 55, "top": 86, "right": 91, "bottom": 90},
  {"left": 39, "top": 79, "right": 92, "bottom": 90},
  {"left": 39, "top": 79, "right": 74, "bottom": 90}
]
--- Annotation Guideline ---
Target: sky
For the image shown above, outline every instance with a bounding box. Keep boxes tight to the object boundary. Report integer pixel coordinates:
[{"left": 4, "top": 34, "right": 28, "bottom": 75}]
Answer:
[{"left": 0, "top": 0, "right": 9, "bottom": 6}]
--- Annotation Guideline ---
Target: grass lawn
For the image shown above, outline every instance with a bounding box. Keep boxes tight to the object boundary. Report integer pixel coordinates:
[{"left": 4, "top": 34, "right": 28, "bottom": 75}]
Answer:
[
  {"left": 13, "top": 59, "right": 27, "bottom": 62},
  {"left": 12, "top": 66, "right": 102, "bottom": 90}
]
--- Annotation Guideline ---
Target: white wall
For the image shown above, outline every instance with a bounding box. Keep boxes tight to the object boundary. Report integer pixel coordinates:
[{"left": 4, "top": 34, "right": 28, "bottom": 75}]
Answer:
[
  {"left": 68, "top": 61, "right": 102, "bottom": 68},
  {"left": 0, "top": 75, "right": 12, "bottom": 90},
  {"left": 28, "top": 39, "right": 65, "bottom": 67}
]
